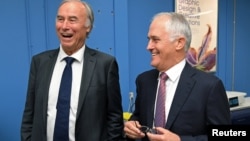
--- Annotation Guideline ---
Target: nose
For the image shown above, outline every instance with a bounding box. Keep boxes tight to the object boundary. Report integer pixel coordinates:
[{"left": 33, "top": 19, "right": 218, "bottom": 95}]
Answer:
[
  {"left": 147, "top": 40, "right": 154, "bottom": 50},
  {"left": 61, "top": 20, "right": 70, "bottom": 29}
]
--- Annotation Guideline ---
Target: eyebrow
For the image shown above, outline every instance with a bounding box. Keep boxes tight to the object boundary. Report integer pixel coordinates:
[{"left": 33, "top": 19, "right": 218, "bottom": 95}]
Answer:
[{"left": 56, "top": 15, "right": 78, "bottom": 19}]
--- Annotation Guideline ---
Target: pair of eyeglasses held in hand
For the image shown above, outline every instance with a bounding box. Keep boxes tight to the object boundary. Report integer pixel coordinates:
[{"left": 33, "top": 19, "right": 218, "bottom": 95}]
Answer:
[{"left": 134, "top": 121, "right": 158, "bottom": 134}]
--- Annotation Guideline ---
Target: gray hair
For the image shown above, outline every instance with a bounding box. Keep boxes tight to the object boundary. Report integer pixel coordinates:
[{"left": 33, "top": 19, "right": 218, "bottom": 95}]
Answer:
[
  {"left": 152, "top": 12, "right": 192, "bottom": 51},
  {"left": 59, "top": 0, "right": 94, "bottom": 37}
]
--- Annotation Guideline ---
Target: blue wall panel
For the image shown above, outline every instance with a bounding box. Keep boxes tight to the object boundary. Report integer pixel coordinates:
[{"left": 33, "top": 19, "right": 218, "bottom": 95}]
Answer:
[
  {"left": 0, "top": 1, "right": 29, "bottom": 140},
  {"left": 85, "top": 0, "right": 115, "bottom": 54},
  {"left": 216, "top": 0, "right": 234, "bottom": 90},
  {"left": 234, "top": 0, "right": 250, "bottom": 95},
  {"left": 113, "top": 0, "right": 130, "bottom": 111}
]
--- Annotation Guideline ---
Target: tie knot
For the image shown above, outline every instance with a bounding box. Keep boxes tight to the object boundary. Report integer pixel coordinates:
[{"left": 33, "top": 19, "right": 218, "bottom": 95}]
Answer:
[
  {"left": 64, "top": 57, "right": 75, "bottom": 65},
  {"left": 160, "top": 72, "right": 168, "bottom": 81}
]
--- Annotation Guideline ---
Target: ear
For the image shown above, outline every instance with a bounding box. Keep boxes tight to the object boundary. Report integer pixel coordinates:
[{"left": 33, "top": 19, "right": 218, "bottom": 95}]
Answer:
[
  {"left": 176, "top": 37, "right": 186, "bottom": 51},
  {"left": 86, "top": 26, "right": 91, "bottom": 33}
]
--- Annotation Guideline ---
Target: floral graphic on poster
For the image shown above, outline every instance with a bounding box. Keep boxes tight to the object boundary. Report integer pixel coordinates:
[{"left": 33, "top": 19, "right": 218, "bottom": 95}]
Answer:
[{"left": 175, "top": 0, "right": 217, "bottom": 72}]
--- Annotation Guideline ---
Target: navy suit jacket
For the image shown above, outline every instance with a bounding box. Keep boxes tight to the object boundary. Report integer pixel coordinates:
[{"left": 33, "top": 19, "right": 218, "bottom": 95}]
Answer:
[
  {"left": 129, "top": 63, "right": 231, "bottom": 141},
  {"left": 21, "top": 46, "right": 124, "bottom": 141}
]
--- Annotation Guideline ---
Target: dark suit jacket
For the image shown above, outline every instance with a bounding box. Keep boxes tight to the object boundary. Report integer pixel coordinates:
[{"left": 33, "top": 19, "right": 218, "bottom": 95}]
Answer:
[
  {"left": 129, "top": 63, "right": 231, "bottom": 141},
  {"left": 21, "top": 46, "right": 124, "bottom": 141}
]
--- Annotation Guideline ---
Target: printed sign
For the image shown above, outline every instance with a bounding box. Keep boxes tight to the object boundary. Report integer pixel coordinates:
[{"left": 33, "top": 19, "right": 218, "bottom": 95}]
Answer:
[{"left": 176, "top": 0, "right": 218, "bottom": 72}]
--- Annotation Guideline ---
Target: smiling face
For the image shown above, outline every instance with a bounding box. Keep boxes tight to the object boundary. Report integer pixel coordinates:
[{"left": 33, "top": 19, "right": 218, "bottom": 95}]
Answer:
[
  {"left": 56, "top": 1, "right": 90, "bottom": 55},
  {"left": 147, "top": 15, "right": 186, "bottom": 72}
]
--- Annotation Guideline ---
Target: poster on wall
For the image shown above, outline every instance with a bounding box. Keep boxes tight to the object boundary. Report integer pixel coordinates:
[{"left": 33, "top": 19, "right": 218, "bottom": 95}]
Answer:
[{"left": 175, "top": 0, "right": 217, "bottom": 72}]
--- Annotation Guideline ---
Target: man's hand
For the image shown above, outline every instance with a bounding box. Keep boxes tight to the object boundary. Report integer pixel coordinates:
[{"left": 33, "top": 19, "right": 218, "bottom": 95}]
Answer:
[
  {"left": 124, "top": 121, "right": 145, "bottom": 139},
  {"left": 147, "top": 127, "right": 181, "bottom": 141}
]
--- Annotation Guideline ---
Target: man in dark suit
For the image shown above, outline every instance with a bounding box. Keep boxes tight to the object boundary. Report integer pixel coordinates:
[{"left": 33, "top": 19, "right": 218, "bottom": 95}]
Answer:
[
  {"left": 124, "top": 12, "right": 231, "bottom": 141},
  {"left": 21, "top": 0, "right": 124, "bottom": 141}
]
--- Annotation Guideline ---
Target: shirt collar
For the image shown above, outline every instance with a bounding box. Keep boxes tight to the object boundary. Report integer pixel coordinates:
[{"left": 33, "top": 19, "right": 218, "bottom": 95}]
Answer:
[
  {"left": 58, "top": 44, "right": 85, "bottom": 63},
  {"left": 161, "top": 59, "right": 186, "bottom": 82}
]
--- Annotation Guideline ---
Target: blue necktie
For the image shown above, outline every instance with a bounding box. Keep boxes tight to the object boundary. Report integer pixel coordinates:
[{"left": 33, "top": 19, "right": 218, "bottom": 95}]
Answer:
[
  {"left": 53, "top": 57, "right": 74, "bottom": 141},
  {"left": 155, "top": 72, "right": 168, "bottom": 127}
]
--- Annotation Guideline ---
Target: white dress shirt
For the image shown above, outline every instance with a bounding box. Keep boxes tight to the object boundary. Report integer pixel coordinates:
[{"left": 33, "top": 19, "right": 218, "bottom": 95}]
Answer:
[
  {"left": 154, "top": 59, "right": 186, "bottom": 126},
  {"left": 47, "top": 45, "right": 85, "bottom": 141}
]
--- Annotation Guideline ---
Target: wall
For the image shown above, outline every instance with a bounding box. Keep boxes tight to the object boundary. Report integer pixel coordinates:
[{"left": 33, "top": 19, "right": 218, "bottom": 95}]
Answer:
[
  {"left": 232, "top": 0, "right": 250, "bottom": 94},
  {"left": 0, "top": 0, "right": 249, "bottom": 140},
  {"left": 217, "top": 0, "right": 250, "bottom": 95}
]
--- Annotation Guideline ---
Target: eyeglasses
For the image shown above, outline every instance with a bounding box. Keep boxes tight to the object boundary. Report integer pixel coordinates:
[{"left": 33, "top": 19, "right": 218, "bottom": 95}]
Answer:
[{"left": 134, "top": 121, "right": 157, "bottom": 134}]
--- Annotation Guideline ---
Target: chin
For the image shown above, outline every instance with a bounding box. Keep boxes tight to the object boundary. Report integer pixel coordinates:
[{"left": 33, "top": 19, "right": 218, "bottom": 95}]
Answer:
[
  {"left": 61, "top": 43, "right": 73, "bottom": 48},
  {"left": 150, "top": 62, "right": 157, "bottom": 68}
]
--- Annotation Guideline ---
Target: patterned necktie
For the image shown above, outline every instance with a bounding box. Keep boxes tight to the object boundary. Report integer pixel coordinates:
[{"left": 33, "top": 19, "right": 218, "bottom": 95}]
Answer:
[
  {"left": 54, "top": 57, "right": 74, "bottom": 141},
  {"left": 155, "top": 72, "right": 168, "bottom": 127}
]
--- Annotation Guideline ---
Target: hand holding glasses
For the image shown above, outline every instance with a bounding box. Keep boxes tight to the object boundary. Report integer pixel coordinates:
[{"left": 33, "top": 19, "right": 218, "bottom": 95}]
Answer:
[{"left": 134, "top": 121, "right": 157, "bottom": 134}]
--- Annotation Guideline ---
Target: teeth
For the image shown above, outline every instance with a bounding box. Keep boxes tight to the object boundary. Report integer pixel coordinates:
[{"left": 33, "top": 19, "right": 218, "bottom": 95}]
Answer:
[
  {"left": 62, "top": 33, "right": 72, "bottom": 36},
  {"left": 152, "top": 51, "right": 159, "bottom": 55}
]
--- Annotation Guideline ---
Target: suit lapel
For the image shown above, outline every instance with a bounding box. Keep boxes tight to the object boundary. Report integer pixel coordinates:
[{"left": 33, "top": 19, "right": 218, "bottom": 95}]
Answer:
[
  {"left": 146, "top": 70, "right": 159, "bottom": 127},
  {"left": 165, "top": 64, "right": 196, "bottom": 129},
  {"left": 42, "top": 49, "right": 59, "bottom": 126},
  {"left": 76, "top": 47, "right": 96, "bottom": 119}
]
